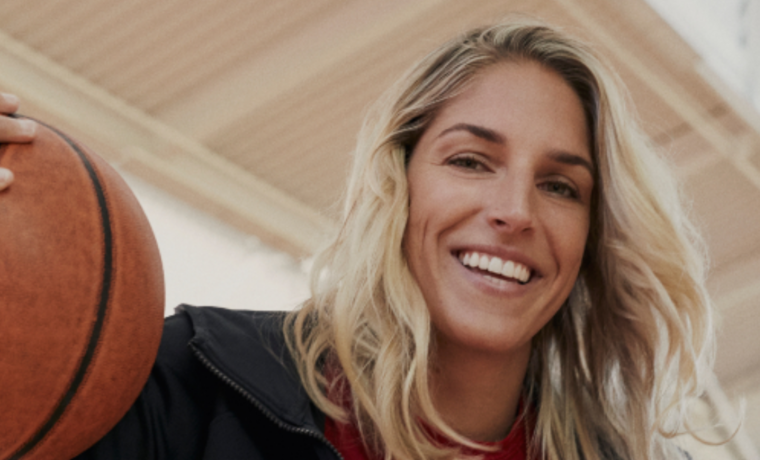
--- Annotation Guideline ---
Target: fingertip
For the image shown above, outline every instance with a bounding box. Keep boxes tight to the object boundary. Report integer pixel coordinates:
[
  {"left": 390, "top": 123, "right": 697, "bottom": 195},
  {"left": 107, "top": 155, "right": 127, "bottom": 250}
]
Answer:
[
  {"left": 2, "top": 92, "right": 19, "bottom": 106},
  {"left": 0, "top": 93, "right": 20, "bottom": 113},
  {"left": 0, "top": 168, "right": 14, "bottom": 189},
  {"left": 19, "top": 119, "right": 37, "bottom": 138}
]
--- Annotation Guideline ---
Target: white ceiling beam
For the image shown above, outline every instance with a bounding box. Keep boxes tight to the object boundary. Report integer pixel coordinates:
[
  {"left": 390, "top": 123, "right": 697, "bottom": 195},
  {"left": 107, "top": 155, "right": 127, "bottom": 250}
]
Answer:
[
  {"left": 154, "top": 0, "right": 447, "bottom": 144},
  {"left": 0, "top": 28, "right": 334, "bottom": 257},
  {"left": 555, "top": 0, "right": 760, "bottom": 191},
  {"left": 749, "top": 0, "right": 760, "bottom": 109}
]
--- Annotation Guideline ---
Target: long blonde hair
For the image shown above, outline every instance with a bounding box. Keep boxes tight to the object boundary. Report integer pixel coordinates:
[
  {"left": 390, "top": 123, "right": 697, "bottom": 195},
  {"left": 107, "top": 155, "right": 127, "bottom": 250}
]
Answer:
[{"left": 284, "top": 20, "right": 714, "bottom": 460}]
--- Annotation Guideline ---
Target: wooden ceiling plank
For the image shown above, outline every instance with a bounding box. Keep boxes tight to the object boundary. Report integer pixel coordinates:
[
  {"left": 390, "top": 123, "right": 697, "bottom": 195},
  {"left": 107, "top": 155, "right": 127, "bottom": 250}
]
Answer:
[
  {"left": 136, "top": 0, "right": 276, "bottom": 109},
  {"left": 0, "top": 1, "right": 38, "bottom": 19},
  {"left": 260, "top": 115, "right": 356, "bottom": 184},
  {"left": 64, "top": 0, "right": 184, "bottom": 75},
  {"left": 235, "top": 74, "right": 364, "bottom": 172},
  {"left": 140, "top": 0, "right": 337, "bottom": 112},
  {"left": 154, "top": 0, "right": 450, "bottom": 144},
  {"left": 0, "top": 27, "right": 334, "bottom": 257},
  {"left": 0, "top": 0, "right": 73, "bottom": 37},
  {"left": 218, "top": 48, "right": 372, "bottom": 163},
  {"left": 93, "top": 1, "right": 220, "bottom": 93},
  {"left": 20, "top": 0, "right": 101, "bottom": 51}
]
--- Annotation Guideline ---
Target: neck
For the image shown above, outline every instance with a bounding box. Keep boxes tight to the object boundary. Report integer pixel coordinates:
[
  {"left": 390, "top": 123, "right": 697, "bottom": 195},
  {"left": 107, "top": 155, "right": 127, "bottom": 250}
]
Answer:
[{"left": 429, "top": 337, "right": 531, "bottom": 442}]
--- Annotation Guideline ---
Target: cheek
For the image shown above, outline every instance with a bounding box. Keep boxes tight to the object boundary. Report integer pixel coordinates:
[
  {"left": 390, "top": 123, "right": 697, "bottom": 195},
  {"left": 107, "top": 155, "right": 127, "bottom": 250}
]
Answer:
[
  {"left": 403, "top": 175, "right": 432, "bottom": 281},
  {"left": 402, "top": 209, "right": 423, "bottom": 273},
  {"left": 555, "top": 210, "right": 590, "bottom": 274},
  {"left": 404, "top": 198, "right": 444, "bottom": 281},
  {"left": 405, "top": 184, "right": 477, "bottom": 263},
  {"left": 404, "top": 172, "right": 446, "bottom": 250},
  {"left": 539, "top": 202, "right": 590, "bottom": 274},
  {"left": 403, "top": 171, "right": 467, "bottom": 288}
]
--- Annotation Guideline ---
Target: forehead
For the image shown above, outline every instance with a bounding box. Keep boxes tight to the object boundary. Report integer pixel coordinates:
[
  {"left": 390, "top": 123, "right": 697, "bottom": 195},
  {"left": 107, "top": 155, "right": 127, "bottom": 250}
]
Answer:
[{"left": 417, "top": 61, "right": 591, "bottom": 164}]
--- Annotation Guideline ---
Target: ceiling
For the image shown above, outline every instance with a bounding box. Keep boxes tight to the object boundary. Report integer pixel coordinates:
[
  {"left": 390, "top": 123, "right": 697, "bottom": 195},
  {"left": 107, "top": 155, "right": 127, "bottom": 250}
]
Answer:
[{"left": 0, "top": 0, "right": 758, "bottom": 395}]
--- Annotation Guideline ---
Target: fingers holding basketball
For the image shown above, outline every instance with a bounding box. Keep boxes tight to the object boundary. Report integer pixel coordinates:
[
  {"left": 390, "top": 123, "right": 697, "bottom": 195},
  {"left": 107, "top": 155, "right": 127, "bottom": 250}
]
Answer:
[
  {"left": 0, "top": 92, "right": 37, "bottom": 190},
  {"left": 0, "top": 93, "right": 37, "bottom": 143}
]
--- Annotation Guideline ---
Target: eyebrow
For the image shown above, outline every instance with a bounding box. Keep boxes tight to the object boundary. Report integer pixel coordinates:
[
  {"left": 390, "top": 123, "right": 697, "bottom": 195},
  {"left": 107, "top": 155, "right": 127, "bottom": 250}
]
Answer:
[
  {"left": 438, "top": 123, "right": 506, "bottom": 145},
  {"left": 439, "top": 122, "right": 595, "bottom": 177},
  {"left": 547, "top": 151, "right": 595, "bottom": 177}
]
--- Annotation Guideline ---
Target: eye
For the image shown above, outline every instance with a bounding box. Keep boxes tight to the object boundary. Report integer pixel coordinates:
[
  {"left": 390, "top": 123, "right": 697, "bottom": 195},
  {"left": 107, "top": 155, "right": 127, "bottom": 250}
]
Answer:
[
  {"left": 447, "top": 154, "right": 488, "bottom": 171},
  {"left": 539, "top": 180, "right": 579, "bottom": 199}
]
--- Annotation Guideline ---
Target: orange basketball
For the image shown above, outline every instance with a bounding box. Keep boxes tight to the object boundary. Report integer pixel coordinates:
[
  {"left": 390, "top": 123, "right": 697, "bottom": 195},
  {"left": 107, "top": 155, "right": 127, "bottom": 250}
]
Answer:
[{"left": 0, "top": 119, "right": 164, "bottom": 460}]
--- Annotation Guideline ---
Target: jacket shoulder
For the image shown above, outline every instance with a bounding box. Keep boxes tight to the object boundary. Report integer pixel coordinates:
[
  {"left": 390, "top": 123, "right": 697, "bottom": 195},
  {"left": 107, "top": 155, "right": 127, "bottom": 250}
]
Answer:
[
  {"left": 158, "top": 305, "right": 291, "bottom": 406},
  {"left": 76, "top": 309, "right": 221, "bottom": 459}
]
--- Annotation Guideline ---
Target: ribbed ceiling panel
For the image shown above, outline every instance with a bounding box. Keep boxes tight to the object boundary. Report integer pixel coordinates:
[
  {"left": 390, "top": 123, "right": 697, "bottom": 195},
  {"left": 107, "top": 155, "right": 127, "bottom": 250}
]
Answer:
[
  {"left": 0, "top": 0, "right": 342, "bottom": 112},
  {"left": 685, "top": 161, "right": 760, "bottom": 269}
]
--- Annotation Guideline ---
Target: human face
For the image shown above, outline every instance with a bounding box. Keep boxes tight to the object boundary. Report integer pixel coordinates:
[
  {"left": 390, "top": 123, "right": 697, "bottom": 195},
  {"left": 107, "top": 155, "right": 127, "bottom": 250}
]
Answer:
[{"left": 404, "top": 61, "right": 594, "bottom": 358}]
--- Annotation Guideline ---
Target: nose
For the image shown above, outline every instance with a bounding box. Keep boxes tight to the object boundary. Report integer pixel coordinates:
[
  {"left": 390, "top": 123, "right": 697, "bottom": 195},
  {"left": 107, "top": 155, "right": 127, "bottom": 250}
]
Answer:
[{"left": 485, "top": 175, "right": 534, "bottom": 234}]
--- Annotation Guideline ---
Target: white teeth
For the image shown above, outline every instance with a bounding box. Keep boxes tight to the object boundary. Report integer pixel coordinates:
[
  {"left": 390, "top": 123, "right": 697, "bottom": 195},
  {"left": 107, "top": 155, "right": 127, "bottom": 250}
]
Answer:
[
  {"left": 514, "top": 265, "right": 523, "bottom": 281},
  {"left": 502, "top": 260, "right": 515, "bottom": 279},
  {"left": 516, "top": 266, "right": 528, "bottom": 283},
  {"left": 459, "top": 251, "right": 531, "bottom": 283},
  {"left": 478, "top": 255, "right": 489, "bottom": 270},
  {"left": 487, "top": 257, "right": 503, "bottom": 274},
  {"left": 468, "top": 253, "right": 480, "bottom": 268}
]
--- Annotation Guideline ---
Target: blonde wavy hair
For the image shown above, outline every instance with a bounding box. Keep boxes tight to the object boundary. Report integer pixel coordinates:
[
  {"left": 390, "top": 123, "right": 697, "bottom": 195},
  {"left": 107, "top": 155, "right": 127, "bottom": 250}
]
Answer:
[{"left": 284, "top": 20, "right": 714, "bottom": 460}]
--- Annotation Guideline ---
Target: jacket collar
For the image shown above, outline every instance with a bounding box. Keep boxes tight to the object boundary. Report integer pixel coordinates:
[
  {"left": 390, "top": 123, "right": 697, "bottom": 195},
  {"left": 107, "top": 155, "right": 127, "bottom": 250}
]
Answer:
[{"left": 179, "top": 305, "right": 323, "bottom": 431}]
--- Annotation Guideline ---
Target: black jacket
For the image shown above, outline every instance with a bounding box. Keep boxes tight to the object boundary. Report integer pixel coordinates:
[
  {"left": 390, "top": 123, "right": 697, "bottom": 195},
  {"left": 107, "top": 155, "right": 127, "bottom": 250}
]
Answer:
[
  {"left": 75, "top": 306, "right": 690, "bottom": 460},
  {"left": 76, "top": 305, "right": 342, "bottom": 460}
]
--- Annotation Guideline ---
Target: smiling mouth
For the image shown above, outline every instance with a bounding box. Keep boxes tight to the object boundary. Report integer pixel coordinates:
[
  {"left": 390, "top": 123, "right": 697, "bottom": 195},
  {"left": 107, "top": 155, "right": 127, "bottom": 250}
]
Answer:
[{"left": 456, "top": 251, "right": 533, "bottom": 285}]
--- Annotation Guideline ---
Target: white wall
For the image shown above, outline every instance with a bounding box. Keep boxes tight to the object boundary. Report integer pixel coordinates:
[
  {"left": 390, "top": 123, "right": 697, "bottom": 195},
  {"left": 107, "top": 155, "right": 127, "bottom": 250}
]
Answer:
[{"left": 119, "top": 171, "right": 310, "bottom": 317}]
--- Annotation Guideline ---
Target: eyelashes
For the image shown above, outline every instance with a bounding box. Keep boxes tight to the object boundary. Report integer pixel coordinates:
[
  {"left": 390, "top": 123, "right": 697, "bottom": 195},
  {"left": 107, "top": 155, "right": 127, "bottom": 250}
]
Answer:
[
  {"left": 537, "top": 180, "right": 579, "bottom": 199},
  {"left": 446, "top": 153, "right": 488, "bottom": 171},
  {"left": 445, "top": 153, "right": 581, "bottom": 200}
]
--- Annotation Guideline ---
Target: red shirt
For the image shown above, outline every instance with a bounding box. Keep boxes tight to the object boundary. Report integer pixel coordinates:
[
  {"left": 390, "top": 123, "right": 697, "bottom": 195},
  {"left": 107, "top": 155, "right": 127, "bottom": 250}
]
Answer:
[{"left": 324, "top": 413, "right": 529, "bottom": 460}]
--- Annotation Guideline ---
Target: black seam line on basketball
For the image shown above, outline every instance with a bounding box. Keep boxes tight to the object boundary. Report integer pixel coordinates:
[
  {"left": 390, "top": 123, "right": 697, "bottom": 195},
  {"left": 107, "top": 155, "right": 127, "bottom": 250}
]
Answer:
[{"left": 9, "top": 118, "right": 113, "bottom": 460}]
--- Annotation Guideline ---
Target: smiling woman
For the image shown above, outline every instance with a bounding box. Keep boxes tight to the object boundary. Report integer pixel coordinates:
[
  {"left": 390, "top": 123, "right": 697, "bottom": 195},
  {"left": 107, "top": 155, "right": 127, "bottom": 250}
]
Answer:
[
  {"left": 285, "top": 21, "right": 713, "bottom": 460},
  {"left": 1, "top": 18, "right": 712, "bottom": 460}
]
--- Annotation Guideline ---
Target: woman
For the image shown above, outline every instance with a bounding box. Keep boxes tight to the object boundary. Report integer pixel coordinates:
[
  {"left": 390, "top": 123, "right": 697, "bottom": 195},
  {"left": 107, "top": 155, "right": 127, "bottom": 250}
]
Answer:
[{"left": 1, "top": 20, "right": 711, "bottom": 460}]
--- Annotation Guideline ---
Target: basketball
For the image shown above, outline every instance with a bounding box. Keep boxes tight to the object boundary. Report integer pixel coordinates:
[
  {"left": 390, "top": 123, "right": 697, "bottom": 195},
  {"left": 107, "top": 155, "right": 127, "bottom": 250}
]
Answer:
[{"left": 0, "top": 120, "right": 165, "bottom": 460}]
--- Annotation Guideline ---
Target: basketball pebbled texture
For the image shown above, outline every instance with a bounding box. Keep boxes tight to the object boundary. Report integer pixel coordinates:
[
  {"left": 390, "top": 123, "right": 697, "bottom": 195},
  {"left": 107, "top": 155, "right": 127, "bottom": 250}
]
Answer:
[{"left": 0, "top": 119, "right": 164, "bottom": 460}]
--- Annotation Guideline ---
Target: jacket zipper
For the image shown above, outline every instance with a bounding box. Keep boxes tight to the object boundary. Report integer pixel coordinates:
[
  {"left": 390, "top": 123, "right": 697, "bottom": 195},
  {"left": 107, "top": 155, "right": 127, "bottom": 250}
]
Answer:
[{"left": 189, "top": 342, "right": 345, "bottom": 460}]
